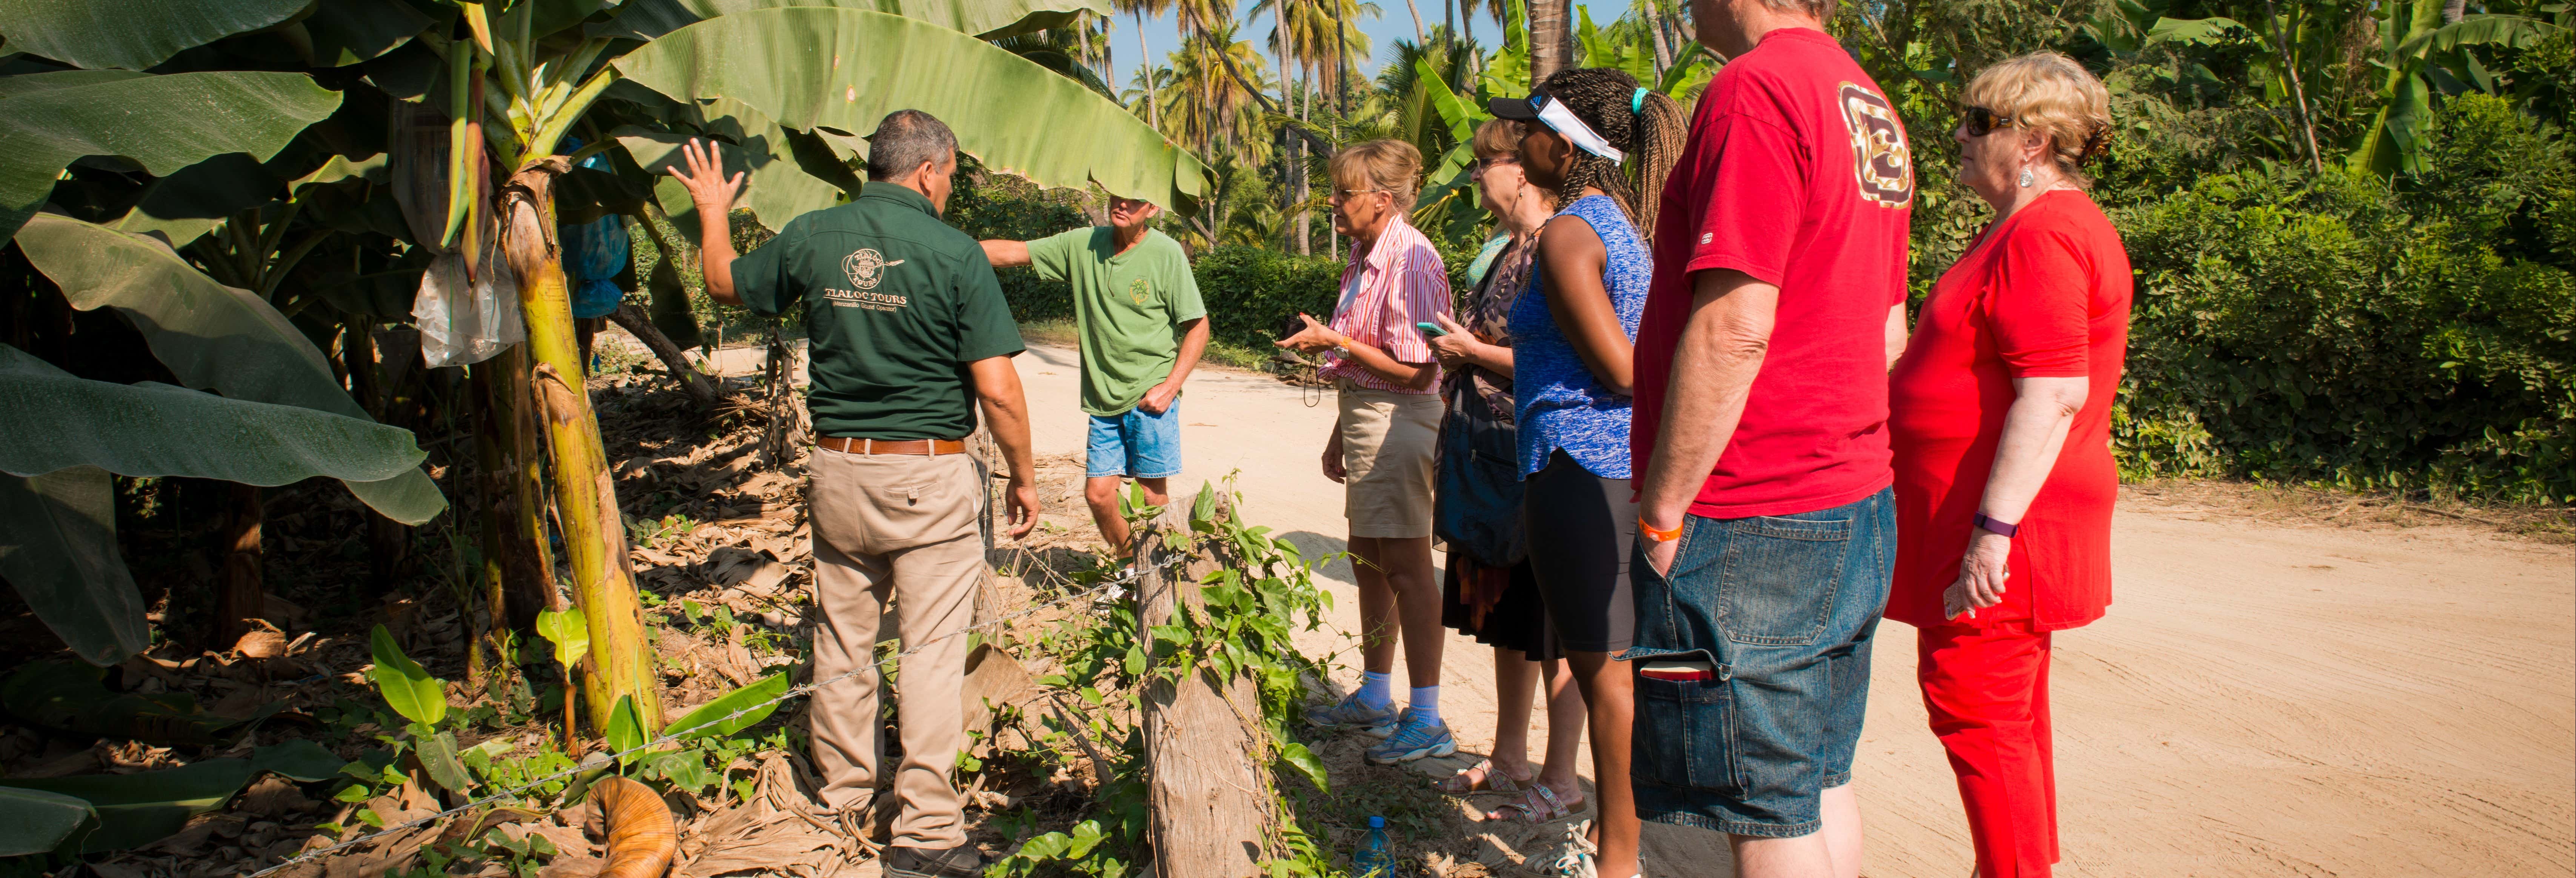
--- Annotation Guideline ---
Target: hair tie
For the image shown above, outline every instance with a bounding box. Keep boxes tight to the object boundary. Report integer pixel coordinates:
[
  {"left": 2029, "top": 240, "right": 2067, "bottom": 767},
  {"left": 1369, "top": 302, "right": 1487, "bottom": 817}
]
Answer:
[{"left": 1630, "top": 88, "right": 1649, "bottom": 115}]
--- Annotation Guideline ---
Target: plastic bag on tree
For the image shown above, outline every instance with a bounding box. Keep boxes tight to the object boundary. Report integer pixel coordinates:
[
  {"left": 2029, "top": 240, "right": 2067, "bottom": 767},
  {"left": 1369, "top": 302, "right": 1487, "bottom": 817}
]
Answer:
[
  {"left": 413, "top": 234, "right": 525, "bottom": 368},
  {"left": 392, "top": 101, "right": 525, "bottom": 367}
]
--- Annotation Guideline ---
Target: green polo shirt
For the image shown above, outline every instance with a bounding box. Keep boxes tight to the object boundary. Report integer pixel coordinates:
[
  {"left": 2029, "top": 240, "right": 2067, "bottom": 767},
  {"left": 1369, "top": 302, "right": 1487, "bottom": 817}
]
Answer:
[
  {"left": 1027, "top": 227, "right": 1204, "bottom": 416},
  {"left": 732, "top": 185, "right": 1023, "bottom": 440}
]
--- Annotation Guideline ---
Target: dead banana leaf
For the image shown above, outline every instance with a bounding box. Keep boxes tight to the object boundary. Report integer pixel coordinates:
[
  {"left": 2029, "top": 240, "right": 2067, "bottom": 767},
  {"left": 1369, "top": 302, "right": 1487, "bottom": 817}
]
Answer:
[{"left": 592, "top": 777, "right": 677, "bottom": 878}]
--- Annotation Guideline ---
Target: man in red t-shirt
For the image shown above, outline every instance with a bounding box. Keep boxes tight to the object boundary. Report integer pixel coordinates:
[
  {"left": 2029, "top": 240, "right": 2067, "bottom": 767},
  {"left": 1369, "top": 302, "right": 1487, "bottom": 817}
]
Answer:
[{"left": 1622, "top": 0, "right": 1913, "bottom": 872}]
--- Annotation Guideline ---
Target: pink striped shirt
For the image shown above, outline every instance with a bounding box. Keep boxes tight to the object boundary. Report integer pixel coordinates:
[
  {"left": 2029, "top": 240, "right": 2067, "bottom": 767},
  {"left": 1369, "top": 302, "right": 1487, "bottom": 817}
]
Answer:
[{"left": 1324, "top": 217, "right": 1453, "bottom": 393}]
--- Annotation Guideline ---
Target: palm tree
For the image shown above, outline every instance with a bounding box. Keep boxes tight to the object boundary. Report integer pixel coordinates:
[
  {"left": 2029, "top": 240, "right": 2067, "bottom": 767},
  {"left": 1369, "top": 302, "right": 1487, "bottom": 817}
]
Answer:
[
  {"left": 1531, "top": 0, "right": 1570, "bottom": 80},
  {"left": 1118, "top": 0, "right": 1176, "bottom": 127},
  {"left": 1160, "top": 25, "right": 1276, "bottom": 161}
]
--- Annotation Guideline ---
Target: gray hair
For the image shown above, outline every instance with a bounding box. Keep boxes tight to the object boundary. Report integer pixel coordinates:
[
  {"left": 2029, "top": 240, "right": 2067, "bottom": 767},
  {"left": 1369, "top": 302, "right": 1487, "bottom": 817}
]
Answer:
[
  {"left": 865, "top": 109, "right": 957, "bottom": 181},
  {"left": 1760, "top": 0, "right": 1836, "bottom": 21}
]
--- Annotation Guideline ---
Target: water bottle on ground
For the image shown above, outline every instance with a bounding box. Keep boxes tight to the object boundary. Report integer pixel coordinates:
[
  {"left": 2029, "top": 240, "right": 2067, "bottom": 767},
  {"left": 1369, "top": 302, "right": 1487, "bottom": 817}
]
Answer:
[{"left": 1352, "top": 815, "right": 1394, "bottom": 877}]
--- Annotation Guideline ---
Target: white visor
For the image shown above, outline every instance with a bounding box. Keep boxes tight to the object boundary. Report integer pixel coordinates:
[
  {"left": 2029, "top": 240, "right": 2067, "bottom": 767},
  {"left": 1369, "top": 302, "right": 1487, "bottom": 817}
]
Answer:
[{"left": 1534, "top": 95, "right": 1624, "bottom": 166}]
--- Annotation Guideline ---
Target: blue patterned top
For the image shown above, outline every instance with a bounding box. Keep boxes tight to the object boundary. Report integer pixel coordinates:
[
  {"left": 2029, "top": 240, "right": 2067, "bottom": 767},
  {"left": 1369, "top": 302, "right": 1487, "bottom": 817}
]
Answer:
[{"left": 1509, "top": 195, "right": 1649, "bottom": 478}]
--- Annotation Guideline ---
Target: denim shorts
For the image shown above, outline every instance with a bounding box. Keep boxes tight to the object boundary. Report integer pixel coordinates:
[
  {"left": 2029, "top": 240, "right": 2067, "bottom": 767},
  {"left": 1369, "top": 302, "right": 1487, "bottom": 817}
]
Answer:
[
  {"left": 1085, "top": 400, "right": 1183, "bottom": 479},
  {"left": 1625, "top": 487, "right": 1895, "bottom": 838}
]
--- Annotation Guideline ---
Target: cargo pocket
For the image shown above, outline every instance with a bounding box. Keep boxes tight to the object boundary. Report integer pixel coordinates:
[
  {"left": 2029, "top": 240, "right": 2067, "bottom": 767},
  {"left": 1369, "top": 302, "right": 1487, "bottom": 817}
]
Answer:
[
  {"left": 1633, "top": 666, "right": 1737, "bottom": 794},
  {"left": 1715, "top": 515, "right": 1853, "bottom": 646}
]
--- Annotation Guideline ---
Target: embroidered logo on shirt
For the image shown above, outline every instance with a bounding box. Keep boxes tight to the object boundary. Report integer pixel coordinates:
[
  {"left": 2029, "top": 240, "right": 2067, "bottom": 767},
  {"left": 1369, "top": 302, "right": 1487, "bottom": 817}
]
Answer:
[
  {"left": 1127, "top": 277, "right": 1150, "bottom": 305},
  {"left": 1837, "top": 83, "right": 1914, "bottom": 209},
  {"left": 840, "top": 248, "right": 905, "bottom": 290},
  {"left": 1700, "top": 232, "right": 1713, "bottom": 244}
]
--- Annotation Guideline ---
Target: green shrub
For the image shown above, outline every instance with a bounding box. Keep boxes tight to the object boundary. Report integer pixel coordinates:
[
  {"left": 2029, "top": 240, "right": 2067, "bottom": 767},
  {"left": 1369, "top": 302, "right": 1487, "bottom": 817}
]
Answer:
[{"left": 2110, "top": 95, "right": 2574, "bottom": 503}]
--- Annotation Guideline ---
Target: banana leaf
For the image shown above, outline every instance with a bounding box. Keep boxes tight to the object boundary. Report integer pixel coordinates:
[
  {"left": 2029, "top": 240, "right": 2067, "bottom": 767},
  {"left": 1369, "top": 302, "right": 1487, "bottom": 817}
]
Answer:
[
  {"left": 0, "top": 0, "right": 311, "bottom": 70},
  {"left": 0, "top": 70, "right": 342, "bottom": 244},
  {"left": 13, "top": 213, "right": 446, "bottom": 525},
  {"left": 0, "top": 467, "right": 145, "bottom": 665},
  {"left": 0, "top": 742, "right": 340, "bottom": 853},
  {"left": 601, "top": 0, "right": 1112, "bottom": 41},
  {"left": 0, "top": 347, "right": 428, "bottom": 486},
  {"left": 612, "top": 7, "right": 1206, "bottom": 210},
  {"left": 0, "top": 658, "right": 280, "bottom": 744},
  {"left": 0, "top": 787, "right": 92, "bottom": 857}
]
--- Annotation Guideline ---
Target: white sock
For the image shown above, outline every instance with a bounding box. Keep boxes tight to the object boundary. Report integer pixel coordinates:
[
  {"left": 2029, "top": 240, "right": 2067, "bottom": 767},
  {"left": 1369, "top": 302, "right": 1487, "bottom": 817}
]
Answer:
[
  {"left": 1409, "top": 686, "right": 1441, "bottom": 725},
  {"left": 1356, "top": 671, "right": 1394, "bottom": 709}
]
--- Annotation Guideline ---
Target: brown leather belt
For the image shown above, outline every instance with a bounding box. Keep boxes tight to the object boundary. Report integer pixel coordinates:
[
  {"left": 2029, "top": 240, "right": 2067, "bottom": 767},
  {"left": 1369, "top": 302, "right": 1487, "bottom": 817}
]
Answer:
[{"left": 816, "top": 436, "right": 969, "bottom": 456}]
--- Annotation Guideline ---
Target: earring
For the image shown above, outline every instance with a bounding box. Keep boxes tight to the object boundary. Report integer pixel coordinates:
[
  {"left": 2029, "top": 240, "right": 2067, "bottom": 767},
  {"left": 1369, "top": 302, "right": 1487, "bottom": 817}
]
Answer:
[{"left": 2018, "top": 168, "right": 2035, "bottom": 188}]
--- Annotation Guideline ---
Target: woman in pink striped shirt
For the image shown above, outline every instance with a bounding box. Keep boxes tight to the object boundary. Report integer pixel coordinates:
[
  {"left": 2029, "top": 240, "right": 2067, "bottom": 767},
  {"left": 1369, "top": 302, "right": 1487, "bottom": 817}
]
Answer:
[{"left": 1277, "top": 140, "right": 1462, "bottom": 763}]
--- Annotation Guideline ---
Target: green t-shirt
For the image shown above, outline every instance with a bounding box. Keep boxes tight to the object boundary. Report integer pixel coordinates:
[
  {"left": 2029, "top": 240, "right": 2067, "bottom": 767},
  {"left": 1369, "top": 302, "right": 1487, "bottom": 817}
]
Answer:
[
  {"left": 732, "top": 185, "right": 1024, "bottom": 440},
  {"left": 1027, "top": 227, "right": 1205, "bottom": 416}
]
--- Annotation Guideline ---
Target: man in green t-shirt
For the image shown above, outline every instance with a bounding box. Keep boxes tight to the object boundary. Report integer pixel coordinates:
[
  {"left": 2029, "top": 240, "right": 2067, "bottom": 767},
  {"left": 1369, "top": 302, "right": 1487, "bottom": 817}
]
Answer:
[
  {"left": 669, "top": 110, "right": 1033, "bottom": 878},
  {"left": 980, "top": 196, "right": 1208, "bottom": 559}
]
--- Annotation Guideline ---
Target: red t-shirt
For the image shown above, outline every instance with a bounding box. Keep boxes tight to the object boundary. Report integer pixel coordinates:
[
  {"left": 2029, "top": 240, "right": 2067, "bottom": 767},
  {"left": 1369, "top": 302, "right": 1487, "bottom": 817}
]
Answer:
[
  {"left": 1885, "top": 190, "right": 2132, "bottom": 630},
  {"left": 1631, "top": 28, "right": 1915, "bottom": 519}
]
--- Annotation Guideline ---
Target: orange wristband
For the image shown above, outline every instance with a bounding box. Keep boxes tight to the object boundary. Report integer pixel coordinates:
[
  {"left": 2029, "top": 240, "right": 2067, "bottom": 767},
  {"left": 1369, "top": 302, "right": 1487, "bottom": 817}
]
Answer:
[{"left": 1638, "top": 516, "right": 1683, "bottom": 543}]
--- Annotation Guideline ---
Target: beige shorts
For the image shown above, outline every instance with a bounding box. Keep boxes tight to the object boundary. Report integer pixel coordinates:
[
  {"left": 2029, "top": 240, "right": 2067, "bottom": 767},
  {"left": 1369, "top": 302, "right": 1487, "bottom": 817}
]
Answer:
[{"left": 1337, "top": 380, "right": 1443, "bottom": 539}]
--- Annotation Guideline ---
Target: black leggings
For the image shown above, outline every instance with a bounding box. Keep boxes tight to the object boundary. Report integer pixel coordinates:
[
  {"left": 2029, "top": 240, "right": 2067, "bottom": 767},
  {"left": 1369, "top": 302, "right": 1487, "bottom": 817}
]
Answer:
[{"left": 1523, "top": 448, "right": 1638, "bottom": 653}]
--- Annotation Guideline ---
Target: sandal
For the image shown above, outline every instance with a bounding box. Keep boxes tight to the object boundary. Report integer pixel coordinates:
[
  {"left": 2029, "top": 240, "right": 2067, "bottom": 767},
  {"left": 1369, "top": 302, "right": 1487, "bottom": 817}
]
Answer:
[
  {"left": 1484, "top": 784, "right": 1583, "bottom": 825},
  {"left": 1521, "top": 818, "right": 1599, "bottom": 876},
  {"left": 1436, "top": 758, "right": 1528, "bottom": 795}
]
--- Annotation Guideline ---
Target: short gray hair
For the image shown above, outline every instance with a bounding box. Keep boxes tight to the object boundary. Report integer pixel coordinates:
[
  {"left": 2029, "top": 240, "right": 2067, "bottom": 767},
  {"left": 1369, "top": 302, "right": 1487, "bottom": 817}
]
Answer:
[
  {"left": 865, "top": 109, "right": 957, "bottom": 180},
  {"left": 1761, "top": 0, "right": 1836, "bottom": 21}
]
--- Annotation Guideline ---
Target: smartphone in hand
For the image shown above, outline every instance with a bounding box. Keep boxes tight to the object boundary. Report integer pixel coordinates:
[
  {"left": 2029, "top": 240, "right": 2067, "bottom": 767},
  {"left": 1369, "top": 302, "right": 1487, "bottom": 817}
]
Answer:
[{"left": 1415, "top": 321, "right": 1449, "bottom": 337}]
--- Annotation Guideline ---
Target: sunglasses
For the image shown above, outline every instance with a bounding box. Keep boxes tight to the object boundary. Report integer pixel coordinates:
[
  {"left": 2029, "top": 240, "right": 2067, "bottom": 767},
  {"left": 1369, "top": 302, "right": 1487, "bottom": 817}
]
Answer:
[{"left": 1962, "top": 105, "right": 2019, "bottom": 137}]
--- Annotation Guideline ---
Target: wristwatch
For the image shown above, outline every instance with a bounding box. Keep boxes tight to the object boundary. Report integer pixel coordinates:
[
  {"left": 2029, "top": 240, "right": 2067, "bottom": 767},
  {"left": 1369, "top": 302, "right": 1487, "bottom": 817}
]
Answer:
[{"left": 1972, "top": 512, "right": 2019, "bottom": 538}]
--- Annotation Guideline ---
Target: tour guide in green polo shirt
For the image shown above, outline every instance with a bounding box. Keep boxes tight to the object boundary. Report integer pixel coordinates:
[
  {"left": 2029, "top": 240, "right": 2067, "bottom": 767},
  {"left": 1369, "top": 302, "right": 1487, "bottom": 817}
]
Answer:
[
  {"left": 980, "top": 195, "right": 1208, "bottom": 560},
  {"left": 667, "top": 109, "right": 1035, "bottom": 878}
]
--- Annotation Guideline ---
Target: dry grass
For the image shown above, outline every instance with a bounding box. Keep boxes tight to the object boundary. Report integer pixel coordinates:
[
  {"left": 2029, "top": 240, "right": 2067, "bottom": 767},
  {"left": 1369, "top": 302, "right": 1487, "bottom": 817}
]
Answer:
[{"left": 2121, "top": 479, "right": 2574, "bottom": 543}]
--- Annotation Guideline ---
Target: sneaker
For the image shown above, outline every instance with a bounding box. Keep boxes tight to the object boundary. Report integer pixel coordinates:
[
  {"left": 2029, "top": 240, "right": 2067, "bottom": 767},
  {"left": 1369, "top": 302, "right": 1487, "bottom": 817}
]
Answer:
[
  {"left": 1364, "top": 709, "right": 1458, "bottom": 764},
  {"left": 1307, "top": 691, "right": 1399, "bottom": 738},
  {"left": 884, "top": 843, "right": 983, "bottom": 878}
]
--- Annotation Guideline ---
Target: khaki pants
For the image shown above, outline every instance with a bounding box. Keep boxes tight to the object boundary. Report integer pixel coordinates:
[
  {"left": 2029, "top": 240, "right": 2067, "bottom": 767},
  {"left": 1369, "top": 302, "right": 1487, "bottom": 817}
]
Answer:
[{"left": 806, "top": 446, "right": 981, "bottom": 849}]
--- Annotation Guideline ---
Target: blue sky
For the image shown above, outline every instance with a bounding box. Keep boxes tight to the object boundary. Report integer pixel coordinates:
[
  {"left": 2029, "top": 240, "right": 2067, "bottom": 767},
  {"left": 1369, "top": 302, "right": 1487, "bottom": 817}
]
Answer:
[{"left": 1117, "top": 0, "right": 1507, "bottom": 86}]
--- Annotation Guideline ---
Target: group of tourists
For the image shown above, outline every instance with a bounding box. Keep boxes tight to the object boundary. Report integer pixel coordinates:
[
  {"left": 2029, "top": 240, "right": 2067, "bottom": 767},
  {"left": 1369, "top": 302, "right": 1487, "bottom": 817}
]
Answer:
[
  {"left": 661, "top": 0, "right": 2135, "bottom": 873},
  {"left": 1276, "top": 1, "right": 2134, "bottom": 876}
]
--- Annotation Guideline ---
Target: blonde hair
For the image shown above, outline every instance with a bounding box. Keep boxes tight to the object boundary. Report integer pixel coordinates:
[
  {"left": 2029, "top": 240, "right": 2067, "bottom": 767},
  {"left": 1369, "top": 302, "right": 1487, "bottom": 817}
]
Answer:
[
  {"left": 1331, "top": 139, "right": 1424, "bottom": 211},
  {"left": 1962, "top": 52, "right": 2114, "bottom": 188},
  {"left": 1471, "top": 118, "right": 1522, "bottom": 159}
]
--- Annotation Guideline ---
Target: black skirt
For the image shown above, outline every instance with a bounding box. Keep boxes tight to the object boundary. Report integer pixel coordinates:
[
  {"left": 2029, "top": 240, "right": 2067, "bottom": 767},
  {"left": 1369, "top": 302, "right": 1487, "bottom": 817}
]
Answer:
[{"left": 1439, "top": 555, "right": 1562, "bottom": 661}]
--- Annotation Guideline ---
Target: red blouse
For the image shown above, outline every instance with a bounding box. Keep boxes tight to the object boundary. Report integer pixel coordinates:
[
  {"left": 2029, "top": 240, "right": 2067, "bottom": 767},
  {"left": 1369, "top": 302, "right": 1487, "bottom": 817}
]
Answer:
[{"left": 1886, "top": 189, "right": 2132, "bottom": 631}]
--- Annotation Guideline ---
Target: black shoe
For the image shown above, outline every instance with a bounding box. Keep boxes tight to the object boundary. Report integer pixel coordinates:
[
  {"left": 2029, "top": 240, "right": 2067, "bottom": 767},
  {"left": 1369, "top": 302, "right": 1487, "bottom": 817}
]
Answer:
[{"left": 884, "top": 844, "right": 984, "bottom": 878}]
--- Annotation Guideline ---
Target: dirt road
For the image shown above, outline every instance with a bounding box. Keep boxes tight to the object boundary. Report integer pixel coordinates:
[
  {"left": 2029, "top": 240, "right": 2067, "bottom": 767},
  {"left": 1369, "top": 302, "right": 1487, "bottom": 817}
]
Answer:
[{"left": 1002, "top": 343, "right": 2574, "bottom": 877}]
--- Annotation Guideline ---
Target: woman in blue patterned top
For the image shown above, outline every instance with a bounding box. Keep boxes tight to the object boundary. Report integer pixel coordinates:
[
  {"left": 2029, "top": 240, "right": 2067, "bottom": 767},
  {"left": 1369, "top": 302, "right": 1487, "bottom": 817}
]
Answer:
[{"left": 1486, "top": 68, "right": 1687, "bottom": 878}]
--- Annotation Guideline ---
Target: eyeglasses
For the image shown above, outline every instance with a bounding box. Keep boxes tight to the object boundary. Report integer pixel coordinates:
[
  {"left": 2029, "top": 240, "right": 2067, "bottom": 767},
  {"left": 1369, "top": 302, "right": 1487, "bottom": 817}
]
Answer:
[
  {"left": 1474, "top": 155, "right": 1519, "bottom": 172},
  {"left": 1962, "top": 105, "right": 2018, "bottom": 137},
  {"left": 1329, "top": 188, "right": 1388, "bottom": 203}
]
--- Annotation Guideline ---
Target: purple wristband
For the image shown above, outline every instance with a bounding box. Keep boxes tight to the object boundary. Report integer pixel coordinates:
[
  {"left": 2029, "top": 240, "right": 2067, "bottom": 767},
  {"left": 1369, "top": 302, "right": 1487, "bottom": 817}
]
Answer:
[{"left": 1973, "top": 512, "right": 2019, "bottom": 538}]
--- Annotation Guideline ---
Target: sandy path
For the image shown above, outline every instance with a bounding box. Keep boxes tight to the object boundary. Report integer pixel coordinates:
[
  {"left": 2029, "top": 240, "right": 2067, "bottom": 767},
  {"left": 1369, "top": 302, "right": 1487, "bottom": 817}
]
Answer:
[{"left": 989, "top": 343, "right": 2576, "bottom": 877}]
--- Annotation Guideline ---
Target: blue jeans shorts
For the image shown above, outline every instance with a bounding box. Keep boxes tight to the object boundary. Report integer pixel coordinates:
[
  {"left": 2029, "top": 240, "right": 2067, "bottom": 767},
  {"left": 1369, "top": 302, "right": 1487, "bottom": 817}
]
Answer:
[
  {"left": 1625, "top": 487, "right": 1894, "bottom": 838},
  {"left": 1085, "top": 400, "right": 1183, "bottom": 479}
]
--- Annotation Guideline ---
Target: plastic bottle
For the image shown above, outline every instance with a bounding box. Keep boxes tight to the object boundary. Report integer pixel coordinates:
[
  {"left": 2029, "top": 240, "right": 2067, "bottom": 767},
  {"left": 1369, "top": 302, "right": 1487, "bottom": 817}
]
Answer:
[{"left": 1352, "top": 815, "right": 1394, "bottom": 877}]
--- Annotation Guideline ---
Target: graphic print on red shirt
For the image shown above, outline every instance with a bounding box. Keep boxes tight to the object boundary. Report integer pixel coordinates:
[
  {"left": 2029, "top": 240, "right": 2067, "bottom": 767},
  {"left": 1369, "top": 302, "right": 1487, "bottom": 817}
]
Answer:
[{"left": 1631, "top": 27, "right": 1915, "bottom": 520}]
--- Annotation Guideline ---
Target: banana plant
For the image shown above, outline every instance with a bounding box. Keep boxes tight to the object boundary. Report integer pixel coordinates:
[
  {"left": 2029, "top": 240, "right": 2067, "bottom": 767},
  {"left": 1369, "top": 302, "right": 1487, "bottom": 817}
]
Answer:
[{"left": 0, "top": 214, "right": 445, "bottom": 666}]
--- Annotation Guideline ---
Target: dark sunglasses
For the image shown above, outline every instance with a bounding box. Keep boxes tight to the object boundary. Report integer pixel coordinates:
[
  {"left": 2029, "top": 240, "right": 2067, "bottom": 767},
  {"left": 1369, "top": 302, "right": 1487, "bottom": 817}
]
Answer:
[{"left": 1962, "top": 105, "right": 2018, "bottom": 137}]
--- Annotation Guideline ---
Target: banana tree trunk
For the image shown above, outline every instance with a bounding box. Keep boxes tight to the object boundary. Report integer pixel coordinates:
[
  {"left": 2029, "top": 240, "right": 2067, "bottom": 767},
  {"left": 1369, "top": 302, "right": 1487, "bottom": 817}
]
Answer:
[
  {"left": 499, "top": 158, "right": 659, "bottom": 735},
  {"left": 215, "top": 483, "right": 263, "bottom": 646}
]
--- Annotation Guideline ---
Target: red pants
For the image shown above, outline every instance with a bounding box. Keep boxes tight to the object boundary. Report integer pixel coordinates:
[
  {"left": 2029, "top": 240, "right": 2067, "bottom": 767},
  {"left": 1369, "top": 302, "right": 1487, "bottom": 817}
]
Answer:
[{"left": 1916, "top": 622, "right": 2059, "bottom": 877}]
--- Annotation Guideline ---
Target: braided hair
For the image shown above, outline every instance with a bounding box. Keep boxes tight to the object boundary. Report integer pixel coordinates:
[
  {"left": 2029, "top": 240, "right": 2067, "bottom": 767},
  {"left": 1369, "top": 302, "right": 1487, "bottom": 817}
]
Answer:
[{"left": 1540, "top": 68, "right": 1689, "bottom": 243}]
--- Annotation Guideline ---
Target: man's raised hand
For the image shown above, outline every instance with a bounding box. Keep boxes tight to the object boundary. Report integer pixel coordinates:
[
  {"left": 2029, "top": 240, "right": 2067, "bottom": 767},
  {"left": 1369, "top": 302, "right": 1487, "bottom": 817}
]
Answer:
[{"left": 667, "top": 138, "right": 744, "bottom": 212}]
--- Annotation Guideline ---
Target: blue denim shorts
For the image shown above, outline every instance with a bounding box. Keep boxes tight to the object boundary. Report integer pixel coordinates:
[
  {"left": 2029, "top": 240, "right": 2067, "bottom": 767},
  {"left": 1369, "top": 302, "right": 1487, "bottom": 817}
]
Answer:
[
  {"left": 1085, "top": 400, "right": 1183, "bottom": 479},
  {"left": 1625, "top": 487, "right": 1894, "bottom": 838}
]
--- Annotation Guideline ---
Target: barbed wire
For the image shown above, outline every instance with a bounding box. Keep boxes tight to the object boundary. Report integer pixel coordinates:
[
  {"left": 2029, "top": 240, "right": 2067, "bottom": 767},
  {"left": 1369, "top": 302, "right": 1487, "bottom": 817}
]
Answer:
[{"left": 243, "top": 548, "right": 1152, "bottom": 878}]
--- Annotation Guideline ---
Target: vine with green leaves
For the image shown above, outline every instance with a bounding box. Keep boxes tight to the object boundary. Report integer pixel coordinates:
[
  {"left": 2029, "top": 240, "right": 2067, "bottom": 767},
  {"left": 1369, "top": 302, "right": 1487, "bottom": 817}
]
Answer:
[{"left": 987, "top": 476, "right": 1346, "bottom": 878}]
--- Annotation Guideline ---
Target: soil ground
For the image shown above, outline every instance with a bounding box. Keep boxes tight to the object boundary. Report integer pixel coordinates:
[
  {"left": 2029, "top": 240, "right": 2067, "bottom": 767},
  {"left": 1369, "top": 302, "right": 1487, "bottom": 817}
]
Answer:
[{"left": 971, "top": 340, "right": 2573, "bottom": 878}]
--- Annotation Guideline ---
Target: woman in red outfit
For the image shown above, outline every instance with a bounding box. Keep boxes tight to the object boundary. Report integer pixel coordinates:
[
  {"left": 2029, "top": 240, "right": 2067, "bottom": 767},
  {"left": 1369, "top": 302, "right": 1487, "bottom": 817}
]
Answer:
[{"left": 1887, "top": 52, "right": 2131, "bottom": 878}]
